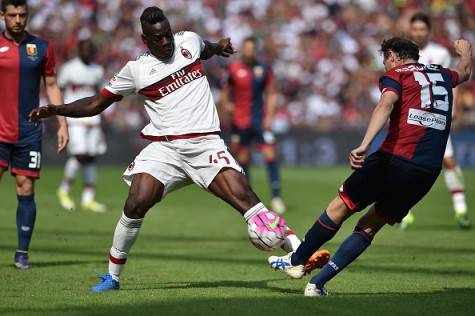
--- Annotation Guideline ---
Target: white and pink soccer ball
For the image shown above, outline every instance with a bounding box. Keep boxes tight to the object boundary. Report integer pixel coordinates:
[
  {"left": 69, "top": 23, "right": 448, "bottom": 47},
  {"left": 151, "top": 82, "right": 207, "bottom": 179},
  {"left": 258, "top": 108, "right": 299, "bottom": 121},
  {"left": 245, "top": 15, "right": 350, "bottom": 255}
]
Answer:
[{"left": 247, "top": 210, "right": 286, "bottom": 251}]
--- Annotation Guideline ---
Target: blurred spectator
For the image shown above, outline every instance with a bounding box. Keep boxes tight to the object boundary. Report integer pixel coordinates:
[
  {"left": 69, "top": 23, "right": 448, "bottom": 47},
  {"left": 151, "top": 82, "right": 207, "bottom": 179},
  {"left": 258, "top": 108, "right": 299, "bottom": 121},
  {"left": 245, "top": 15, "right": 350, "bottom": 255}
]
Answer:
[{"left": 4, "top": 0, "right": 473, "bottom": 132}]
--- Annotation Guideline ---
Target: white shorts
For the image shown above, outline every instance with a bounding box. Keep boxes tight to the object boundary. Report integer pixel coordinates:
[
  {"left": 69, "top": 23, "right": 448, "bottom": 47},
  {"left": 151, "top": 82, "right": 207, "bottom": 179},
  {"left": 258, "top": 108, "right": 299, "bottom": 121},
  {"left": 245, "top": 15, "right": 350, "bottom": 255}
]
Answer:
[
  {"left": 68, "top": 125, "right": 107, "bottom": 156},
  {"left": 444, "top": 135, "right": 454, "bottom": 159},
  {"left": 123, "top": 135, "right": 243, "bottom": 197}
]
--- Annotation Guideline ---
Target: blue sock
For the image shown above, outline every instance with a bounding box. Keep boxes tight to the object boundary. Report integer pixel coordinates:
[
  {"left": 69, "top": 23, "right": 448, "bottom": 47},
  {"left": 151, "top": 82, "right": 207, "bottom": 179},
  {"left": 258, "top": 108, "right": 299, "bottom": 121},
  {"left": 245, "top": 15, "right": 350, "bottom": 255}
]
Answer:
[
  {"left": 311, "top": 227, "right": 373, "bottom": 288},
  {"left": 291, "top": 210, "right": 340, "bottom": 265},
  {"left": 16, "top": 194, "right": 37, "bottom": 252},
  {"left": 266, "top": 160, "right": 281, "bottom": 198},
  {"left": 242, "top": 164, "right": 251, "bottom": 183}
]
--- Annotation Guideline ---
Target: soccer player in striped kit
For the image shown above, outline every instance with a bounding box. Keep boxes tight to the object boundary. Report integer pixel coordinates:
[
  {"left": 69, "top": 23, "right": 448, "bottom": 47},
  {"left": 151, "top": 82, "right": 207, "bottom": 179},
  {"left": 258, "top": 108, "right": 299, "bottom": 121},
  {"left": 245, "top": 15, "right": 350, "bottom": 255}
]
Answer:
[{"left": 0, "top": 0, "right": 68, "bottom": 269}]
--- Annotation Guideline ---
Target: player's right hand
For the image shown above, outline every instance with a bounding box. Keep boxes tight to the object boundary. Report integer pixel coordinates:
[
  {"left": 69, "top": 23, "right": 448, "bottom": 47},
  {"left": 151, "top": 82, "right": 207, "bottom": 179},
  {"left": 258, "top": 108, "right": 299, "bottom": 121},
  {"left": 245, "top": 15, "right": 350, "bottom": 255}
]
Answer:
[
  {"left": 349, "top": 145, "right": 368, "bottom": 170},
  {"left": 454, "top": 39, "right": 472, "bottom": 57},
  {"left": 29, "top": 104, "right": 57, "bottom": 122}
]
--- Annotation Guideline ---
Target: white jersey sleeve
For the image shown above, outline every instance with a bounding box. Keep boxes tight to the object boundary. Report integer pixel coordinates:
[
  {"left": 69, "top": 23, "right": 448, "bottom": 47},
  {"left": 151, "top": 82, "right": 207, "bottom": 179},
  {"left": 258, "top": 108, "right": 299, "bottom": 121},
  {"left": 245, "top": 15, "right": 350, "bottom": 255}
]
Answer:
[
  {"left": 183, "top": 31, "right": 205, "bottom": 53},
  {"left": 104, "top": 62, "right": 136, "bottom": 97}
]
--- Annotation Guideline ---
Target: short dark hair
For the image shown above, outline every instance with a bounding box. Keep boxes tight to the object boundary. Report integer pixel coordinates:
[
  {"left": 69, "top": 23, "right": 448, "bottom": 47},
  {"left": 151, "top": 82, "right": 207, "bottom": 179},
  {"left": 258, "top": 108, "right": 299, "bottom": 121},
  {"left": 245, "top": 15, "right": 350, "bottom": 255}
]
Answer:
[
  {"left": 78, "top": 39, "right": 95, "bottom": 52},
  {"left": 243, "top": 36, "right": 257, "bottom": 45},
  {"left": 140, "top": 6, "right": 166, "bottom": 25},
  {"left": 381, "top": 37, "right": 420, "bottom": 61},
  {"left": 1, "top": 0, "right": 27, "bottom": 11},
  {"left": 410, "top": 13, "right": 431, "bottom": 30}
]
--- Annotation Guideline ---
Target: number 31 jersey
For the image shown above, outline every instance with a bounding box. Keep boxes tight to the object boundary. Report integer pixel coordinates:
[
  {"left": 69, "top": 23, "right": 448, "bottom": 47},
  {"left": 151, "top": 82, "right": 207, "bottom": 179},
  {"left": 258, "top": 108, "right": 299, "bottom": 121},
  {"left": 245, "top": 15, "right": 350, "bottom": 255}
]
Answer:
[
  {"left": 100, "top": 31, "right": 220, "bottom": 138},
  {"left": 378, "top": 63, "right": 459, "bottom": 169}
]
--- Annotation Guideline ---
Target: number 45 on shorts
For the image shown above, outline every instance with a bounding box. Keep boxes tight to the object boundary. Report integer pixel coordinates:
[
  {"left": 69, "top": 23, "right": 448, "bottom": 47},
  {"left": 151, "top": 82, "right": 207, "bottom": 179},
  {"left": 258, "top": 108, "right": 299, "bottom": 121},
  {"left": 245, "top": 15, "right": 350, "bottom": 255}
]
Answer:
[{"left": 208, "top": 150, "right": 231, "bottom": 165}]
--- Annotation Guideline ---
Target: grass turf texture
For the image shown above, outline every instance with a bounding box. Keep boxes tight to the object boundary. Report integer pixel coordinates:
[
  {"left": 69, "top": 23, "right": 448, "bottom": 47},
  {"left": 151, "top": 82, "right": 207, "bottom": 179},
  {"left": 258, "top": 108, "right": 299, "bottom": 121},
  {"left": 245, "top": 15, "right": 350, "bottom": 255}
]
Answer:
[{"left": 0, "top": 167, "right": 474, "bottom": 316}]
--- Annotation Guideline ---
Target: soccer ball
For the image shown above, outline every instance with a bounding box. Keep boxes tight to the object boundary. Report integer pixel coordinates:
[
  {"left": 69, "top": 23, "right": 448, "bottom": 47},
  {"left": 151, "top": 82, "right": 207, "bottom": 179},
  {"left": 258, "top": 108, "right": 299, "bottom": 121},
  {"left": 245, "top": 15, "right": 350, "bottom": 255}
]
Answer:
[{"left": 247, "top": 210, "right": 286, "bottom": 251}]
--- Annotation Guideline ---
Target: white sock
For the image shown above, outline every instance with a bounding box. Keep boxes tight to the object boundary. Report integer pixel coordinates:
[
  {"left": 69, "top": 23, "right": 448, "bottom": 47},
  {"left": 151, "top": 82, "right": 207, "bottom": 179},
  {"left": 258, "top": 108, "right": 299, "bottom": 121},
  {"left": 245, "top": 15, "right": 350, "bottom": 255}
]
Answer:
[
  {"left": 109, "top": 212, "right": 144, "bottom": 281},
  {"left": 243, "top": 202, "right": 266, "bottom": 223},
  {"left": 282, "top": 226, "right": 301, "bottom": 253},
  {"left": 82, "top": 163, "right": 97, "bottom": 204},
  {"left": 82, "top": 185, "right": 95, "bottom": 204},
  {"left": 444, "top": 167, "right": 467, "bottom": 214},
  {"left": 60, "top": 157, "right": 80, "bottom": 194}
]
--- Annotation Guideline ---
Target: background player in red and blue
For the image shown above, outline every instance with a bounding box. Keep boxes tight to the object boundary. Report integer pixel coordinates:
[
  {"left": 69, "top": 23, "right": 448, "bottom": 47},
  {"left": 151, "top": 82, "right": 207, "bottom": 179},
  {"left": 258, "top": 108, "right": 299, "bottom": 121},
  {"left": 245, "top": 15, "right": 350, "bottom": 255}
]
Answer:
[
  {"left": 221, "top": 36, "right": 286, "bottom": 214},
  {"left": 268, "top": 37, "right": 472, "bottom": 296},
  {"left": 0, "top": 0, "right": 68, "bottom": 269}
]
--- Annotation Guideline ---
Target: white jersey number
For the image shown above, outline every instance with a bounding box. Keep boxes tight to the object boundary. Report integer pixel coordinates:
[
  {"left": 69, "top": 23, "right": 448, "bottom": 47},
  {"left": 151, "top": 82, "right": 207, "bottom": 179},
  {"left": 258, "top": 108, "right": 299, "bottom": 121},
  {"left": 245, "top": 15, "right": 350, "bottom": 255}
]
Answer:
[{"left": 413, "top": 72, "right": 449, "bottom": 112}]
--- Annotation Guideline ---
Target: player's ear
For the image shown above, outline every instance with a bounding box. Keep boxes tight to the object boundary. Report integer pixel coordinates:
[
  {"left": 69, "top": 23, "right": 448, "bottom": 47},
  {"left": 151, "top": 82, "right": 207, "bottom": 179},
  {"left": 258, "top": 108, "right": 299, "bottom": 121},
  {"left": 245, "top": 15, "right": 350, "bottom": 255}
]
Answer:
[{"left": 141, "top": 34, "right": 148, "bottom": 46}]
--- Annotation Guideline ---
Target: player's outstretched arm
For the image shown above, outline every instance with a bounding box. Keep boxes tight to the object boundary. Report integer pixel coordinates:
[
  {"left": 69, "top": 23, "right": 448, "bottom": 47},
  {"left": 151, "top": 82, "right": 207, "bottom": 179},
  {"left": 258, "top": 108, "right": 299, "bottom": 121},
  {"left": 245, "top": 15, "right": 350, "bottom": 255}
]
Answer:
[
  {"left": 453, "top": 39, "right": 472, "bottom": 84},
  {"left": 29, "top": 94, "right": 115, "bottom": 122},
  {"left": 200, "top": 38, "right": 236, "bottom": 60},
  {"left": 349, "top": 91, "right": 398, "bottom": 169}
]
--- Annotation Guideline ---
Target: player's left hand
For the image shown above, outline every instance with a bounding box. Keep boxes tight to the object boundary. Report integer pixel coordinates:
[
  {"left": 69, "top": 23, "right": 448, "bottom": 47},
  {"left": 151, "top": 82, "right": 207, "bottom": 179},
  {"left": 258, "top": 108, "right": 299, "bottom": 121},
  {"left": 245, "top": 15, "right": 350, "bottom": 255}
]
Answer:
[
  {"left": 29, "top": 104, "right": 57, "bottom": 122},
  {"left": 57, "top": 124, "right": 69, "bottom": 153},
  {"left": 349, "top": 145, "right": 368, "bottom": 170},
  {"left": 217, "top": 38, "right": 237, "bottom": 57}
]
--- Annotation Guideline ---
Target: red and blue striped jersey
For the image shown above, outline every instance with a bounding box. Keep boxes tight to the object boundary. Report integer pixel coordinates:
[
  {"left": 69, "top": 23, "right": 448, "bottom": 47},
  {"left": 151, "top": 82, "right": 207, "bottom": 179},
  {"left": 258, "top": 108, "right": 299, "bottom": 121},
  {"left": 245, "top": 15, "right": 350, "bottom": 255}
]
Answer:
[
  {"left": 379, "top": 63, "right": 459, "bottom": 169},
  {"left": 227, "top": 61, "right": 273, "bottom": 129},
  {"left": 0, "top": 33, "right": 56, "bottom": 144}
]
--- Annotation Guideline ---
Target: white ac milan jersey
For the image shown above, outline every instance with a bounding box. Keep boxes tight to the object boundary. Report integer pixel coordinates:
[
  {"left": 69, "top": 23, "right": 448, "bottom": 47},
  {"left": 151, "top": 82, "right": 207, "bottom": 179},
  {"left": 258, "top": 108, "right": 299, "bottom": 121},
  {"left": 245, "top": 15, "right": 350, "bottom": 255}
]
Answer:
[
  {"left": 419, "top": 42, "right": 452, "bottom": 68},
  {"left": 103, "top": 31, "right": 220, "bottom": 137},
  {"left": 58, "top": 57, "right": 104, "bottom": 125}
]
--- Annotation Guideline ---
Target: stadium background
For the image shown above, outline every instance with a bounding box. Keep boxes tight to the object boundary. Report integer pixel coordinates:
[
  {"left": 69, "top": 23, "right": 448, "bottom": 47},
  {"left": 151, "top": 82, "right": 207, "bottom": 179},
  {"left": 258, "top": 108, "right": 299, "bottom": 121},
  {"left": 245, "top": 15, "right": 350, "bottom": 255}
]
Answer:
[
  {"left": 1, "top": 2, "right": 475, "bottom": 315},
  {"left": 3, "top": 0, "right": 475, "bottom": 166}
]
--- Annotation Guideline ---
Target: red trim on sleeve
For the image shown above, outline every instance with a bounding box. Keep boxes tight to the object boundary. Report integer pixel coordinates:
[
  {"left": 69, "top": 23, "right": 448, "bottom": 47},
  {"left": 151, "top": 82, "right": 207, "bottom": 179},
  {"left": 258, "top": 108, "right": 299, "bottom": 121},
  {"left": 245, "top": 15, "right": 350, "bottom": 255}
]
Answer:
[
  {"left": 11, "top": 168, "right": 40, "bottom": 179},
  {"left": 43, "top": 43, "right": 56, "bottom": 77},
  {"left": 100, "top": 88, "right": 123, "bottom": 102},
  {"left": 381, "top": 87, "right": 400, "bottom": 96}
]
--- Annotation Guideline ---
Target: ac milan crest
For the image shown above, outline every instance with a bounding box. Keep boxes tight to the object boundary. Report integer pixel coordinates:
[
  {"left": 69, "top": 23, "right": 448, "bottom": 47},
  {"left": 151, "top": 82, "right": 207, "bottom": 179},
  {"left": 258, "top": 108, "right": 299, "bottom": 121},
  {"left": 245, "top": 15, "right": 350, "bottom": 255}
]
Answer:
[{"left": 181, "top": 48, "right": 192, "bottom": 59}]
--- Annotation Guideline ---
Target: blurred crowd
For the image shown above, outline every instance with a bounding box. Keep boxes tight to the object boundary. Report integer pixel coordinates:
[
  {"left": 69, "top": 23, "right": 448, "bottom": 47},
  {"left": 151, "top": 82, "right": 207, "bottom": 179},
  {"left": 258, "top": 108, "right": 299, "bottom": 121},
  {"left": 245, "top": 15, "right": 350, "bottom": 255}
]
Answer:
[{"left": 6, "top": 0, "right": 475, "bottom": 132}]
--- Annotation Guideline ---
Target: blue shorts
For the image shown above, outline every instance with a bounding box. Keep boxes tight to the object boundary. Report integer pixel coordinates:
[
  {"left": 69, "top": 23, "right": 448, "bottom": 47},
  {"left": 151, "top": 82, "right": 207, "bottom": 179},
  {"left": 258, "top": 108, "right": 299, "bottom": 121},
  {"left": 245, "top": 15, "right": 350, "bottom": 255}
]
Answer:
[
  {"left": 230, "top": 126, "right": 275, "bottom": 150},
  {"left": 0, "top": 141, "right": 42, "bottom": 178}
]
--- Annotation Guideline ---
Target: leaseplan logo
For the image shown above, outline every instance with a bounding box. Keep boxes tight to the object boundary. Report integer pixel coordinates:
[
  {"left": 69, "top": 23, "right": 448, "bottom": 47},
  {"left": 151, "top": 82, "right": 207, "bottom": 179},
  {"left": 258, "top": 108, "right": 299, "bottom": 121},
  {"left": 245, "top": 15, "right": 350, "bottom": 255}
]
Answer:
[
  {"left": 0, "top": 46, "right": 9, "bottom": 53},
  {"left": 407, "top": 108, "right": 446, "bottom": 131}
]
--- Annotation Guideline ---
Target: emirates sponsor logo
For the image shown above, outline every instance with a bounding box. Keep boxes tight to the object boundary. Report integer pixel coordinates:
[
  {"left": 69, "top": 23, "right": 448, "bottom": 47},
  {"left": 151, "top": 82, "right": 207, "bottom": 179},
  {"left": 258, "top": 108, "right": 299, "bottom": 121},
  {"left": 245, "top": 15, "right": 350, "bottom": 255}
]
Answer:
[{"left": 140, "top": 59, "right": 205, "bottom": 100}]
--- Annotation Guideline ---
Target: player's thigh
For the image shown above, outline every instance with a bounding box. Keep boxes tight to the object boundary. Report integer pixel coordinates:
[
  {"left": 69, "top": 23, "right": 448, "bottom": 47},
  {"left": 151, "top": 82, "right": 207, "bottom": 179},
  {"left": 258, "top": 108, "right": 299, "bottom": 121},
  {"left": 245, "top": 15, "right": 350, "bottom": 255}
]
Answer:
[
  {"left": 230, "top": 128, "right": 252, "bottom": 163},
  {"left": 15, "top": 175, "right": 35, "bottom": 195},
  {"left": 209, "top": 167, "right": 260, "bottom": 214},
  {"left": 338, "top": 151, "right": 385, "bottom": 212},
  {"left": 123, "top": 142, "right": 191, "bottom": 201},
  {"left": 11, "top": 141, "right": 42, "bottom": 179},
  {"left": 180, "top": 136, "right": 258, "bottom": 213},
  {"left": 255, "top": 129, "right": 276, "bottom": 161},
  {"left": 0, "top": 142, "right": 12, "bottom": 180},
  {"left": 124, "top": 173, "right": 165, "bottom": 219},
  {"left": 67, "top": 125, "right": 88, "bottom": 155},
  {"left": 443, "top": 136, "right": 454, "bottom": 160},
  {"left": 376, "top": 163, "right": 440, "bottom": 225}
]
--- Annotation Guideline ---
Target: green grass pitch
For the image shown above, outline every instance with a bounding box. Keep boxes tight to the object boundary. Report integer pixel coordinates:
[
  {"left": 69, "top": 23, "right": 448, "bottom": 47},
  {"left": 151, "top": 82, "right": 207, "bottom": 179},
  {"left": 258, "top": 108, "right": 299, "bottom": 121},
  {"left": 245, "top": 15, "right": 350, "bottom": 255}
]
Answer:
[{"left": 1, "top": 167, "right": 474, "bottom": 316}]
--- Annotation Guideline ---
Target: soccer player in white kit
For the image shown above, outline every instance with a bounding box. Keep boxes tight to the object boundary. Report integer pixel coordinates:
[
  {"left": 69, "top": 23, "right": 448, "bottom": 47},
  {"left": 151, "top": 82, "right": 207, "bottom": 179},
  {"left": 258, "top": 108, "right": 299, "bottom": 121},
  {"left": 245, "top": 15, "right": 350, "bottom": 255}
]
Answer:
[
  {"left": 30, "top": 7, "right": 330, "bottom": 291},
  {"left": 56, "top": 40, "right": 107, "bottom": 213},
  {"left": 404, "top": 13, "right": 471, "bottom": 228}
]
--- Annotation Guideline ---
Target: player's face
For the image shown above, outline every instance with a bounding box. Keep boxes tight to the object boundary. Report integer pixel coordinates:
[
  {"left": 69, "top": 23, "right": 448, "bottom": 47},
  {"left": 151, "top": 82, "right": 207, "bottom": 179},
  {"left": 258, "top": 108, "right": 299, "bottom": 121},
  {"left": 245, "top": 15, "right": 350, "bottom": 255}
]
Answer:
[
  {"left": 78, "top": 43, "right": 94, "bottom": 64},
  {"left": 241, "top": 40, "right": 257, "bottom": 64},
  {"left": 383, "top": 51, "right": 398, "bottom": 71},
  {"left": 1, "top": 5, "right": 28, "bottom": 35},
  {"left": 409, "top": 21, "right": 430, "bottom": 48},
  {"left": 141, "top": 19, "right": 174, "bottom": 61}
]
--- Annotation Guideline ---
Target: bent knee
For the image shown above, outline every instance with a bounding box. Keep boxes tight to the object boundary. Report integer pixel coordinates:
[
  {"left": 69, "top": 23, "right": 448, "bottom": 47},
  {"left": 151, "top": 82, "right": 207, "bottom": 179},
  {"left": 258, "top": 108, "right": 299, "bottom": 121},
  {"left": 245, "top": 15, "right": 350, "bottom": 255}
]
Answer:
[
  {"left": 124, "top": 194, "right": 156, "bottom": 219},
  {"left": 16, "top": 176, "right": 35, "bottom": 195}
]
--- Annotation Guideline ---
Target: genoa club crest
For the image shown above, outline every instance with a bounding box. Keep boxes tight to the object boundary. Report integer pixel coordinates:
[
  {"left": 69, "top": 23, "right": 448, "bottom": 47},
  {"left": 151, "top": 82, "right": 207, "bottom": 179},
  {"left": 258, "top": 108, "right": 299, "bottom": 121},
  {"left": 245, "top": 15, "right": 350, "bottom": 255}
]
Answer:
[
  {"left": 26, "top": 43, "right": 38, "bottom": 56},
  {"left": 181, "top": 47, "right": 192, "bottom": 59}
]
